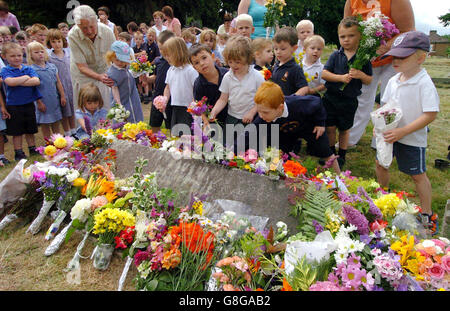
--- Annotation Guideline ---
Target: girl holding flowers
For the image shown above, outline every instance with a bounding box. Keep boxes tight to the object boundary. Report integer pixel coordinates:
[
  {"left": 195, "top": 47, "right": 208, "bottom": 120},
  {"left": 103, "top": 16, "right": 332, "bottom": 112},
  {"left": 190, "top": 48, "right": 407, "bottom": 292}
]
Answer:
[{"left": 106, "top": 41, "right": 144, "bottom": 123}]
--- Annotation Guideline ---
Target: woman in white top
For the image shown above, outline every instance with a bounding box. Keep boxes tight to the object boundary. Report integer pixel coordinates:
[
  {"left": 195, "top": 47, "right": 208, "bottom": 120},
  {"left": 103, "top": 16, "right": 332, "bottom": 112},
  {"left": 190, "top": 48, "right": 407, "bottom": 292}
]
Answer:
[{"left": 97, "top": 6, "right": 119, "bottom": 39}]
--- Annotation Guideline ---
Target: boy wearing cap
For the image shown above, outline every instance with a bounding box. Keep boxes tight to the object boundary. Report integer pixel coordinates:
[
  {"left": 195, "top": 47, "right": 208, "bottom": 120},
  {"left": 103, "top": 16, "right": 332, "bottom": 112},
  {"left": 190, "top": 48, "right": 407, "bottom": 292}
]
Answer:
[
  {"left": 106, "top": 40, "right": 144, "bottom": 123},
  {"left": 375, "top": 31, "right": 440, "bottom": 235}
]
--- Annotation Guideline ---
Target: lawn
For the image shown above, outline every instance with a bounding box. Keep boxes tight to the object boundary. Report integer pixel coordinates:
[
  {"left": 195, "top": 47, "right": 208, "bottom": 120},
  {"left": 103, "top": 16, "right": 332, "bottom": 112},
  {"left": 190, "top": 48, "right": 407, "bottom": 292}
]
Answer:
[{"left": 0, "top": 51, "right": 448, "bottom": 290}]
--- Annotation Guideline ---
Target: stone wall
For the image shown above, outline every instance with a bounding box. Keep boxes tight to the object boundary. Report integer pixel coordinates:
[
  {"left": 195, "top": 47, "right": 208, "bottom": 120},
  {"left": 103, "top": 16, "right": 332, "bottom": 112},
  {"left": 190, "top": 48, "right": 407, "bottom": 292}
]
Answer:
[{"left": 110, "top": 140, "right": 299, "bottom": 233}]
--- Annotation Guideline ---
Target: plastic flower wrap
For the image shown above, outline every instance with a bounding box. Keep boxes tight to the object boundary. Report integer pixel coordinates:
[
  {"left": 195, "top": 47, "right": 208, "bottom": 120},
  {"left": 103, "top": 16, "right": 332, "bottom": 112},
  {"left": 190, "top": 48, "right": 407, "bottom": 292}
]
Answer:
[
  {"left": 107, "top": 103, "right": 130, "bottom": 123},
  {"left": 129, "top": 54, "right": 155, "bottom": 78},
  {"left": 371, "top": 105, "right": 403, "bottom": 168}
]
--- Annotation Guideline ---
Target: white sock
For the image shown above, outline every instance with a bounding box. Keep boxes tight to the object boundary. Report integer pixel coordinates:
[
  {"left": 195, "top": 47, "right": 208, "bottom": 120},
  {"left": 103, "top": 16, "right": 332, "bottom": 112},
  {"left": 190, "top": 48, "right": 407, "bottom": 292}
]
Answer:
[{"left": 71, "top": 128, "right": 77, "bottom": 135}]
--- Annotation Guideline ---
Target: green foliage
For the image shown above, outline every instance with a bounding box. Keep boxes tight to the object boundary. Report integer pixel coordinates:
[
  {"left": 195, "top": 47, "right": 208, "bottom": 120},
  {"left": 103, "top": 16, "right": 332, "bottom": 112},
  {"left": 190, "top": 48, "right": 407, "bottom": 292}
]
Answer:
[
  {"left": 291, "top": 183, "right": 341, "bottom": 239},
  {"left": 438, "top": 12, "right": 450, "bottom": 27}
]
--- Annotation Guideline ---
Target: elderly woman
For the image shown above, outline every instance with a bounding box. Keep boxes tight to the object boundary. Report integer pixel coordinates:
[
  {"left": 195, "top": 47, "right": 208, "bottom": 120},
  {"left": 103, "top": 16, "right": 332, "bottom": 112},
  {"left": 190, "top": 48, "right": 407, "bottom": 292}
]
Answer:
[{"left": 68, "top": 5, "right": 115, "bottom": 110}]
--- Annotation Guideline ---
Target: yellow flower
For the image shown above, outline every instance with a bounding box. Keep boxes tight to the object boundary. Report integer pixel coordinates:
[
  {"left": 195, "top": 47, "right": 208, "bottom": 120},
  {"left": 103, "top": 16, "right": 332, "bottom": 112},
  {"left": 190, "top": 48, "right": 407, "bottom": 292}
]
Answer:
[
  {"left": 73, "top": 177, "right": 87, "bottom": 187},
  {"left": 44, "top": 145, "right": 57, "bottom": 156},
  {"left": 192, "top": 201, "right": 203, "bottom": 216},
  {"left": 53, "top": 137, "right": 67, "bottom": 149}
]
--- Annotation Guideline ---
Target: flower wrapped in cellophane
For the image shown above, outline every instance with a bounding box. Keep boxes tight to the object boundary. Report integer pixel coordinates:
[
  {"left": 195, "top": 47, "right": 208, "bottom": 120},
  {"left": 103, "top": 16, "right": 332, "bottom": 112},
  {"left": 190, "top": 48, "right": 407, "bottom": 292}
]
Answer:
[{"left": 129, "top": 54, "right": 155, "bottom": 78}]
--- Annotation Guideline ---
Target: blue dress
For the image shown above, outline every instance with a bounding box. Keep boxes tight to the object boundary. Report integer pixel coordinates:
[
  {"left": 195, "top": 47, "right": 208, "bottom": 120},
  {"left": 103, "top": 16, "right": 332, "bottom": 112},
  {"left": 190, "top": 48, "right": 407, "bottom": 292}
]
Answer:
[
  {"left": 48, "top": 48, "right": 74, "bottom": 117},
  {"left": 107, "top": 64, "right": 144, "bottom": 123},
  {"left": 248, "top": 0, "right": 273, "bottom": 39},
  {"left": 31, "top": 63, "right": 62, "bottom": 124}
]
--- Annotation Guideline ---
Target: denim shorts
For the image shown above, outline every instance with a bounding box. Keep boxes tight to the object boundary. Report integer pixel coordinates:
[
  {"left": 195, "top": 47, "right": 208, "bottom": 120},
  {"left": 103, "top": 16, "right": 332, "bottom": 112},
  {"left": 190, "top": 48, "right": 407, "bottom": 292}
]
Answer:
[{"left": 393, "top": 142, "right": 427, "bottom": 175}]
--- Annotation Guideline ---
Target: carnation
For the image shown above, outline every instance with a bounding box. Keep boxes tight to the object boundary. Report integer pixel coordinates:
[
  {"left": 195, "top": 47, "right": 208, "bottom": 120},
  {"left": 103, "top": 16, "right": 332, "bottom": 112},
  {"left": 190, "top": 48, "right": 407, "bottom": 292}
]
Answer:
[{"left": 309, "top": 281, "right": 342, "bottom": 291}]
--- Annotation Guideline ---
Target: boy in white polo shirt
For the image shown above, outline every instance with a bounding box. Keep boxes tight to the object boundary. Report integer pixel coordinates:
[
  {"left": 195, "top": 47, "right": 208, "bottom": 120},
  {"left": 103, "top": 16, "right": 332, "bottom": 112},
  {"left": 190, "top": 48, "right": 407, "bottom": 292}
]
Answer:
[
  {"left": 302, "top": 35, "right": 326, "bottom": 96},
  {"left": 374, "top": 31, "right": 440, "bottom": 235}
]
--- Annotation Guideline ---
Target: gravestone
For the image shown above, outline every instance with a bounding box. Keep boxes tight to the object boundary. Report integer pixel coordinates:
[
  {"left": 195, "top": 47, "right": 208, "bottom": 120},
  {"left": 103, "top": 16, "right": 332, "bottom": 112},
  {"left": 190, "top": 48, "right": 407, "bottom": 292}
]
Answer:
[{"left": 110, "top": 140, "right": 299, "bottom": 233}]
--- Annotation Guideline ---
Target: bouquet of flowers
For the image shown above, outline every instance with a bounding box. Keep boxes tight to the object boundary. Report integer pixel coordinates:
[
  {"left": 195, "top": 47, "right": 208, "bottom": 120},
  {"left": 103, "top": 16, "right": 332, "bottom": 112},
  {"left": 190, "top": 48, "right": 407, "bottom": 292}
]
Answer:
[
  {"left": 107, "top": 103, "right": 130, "bottom": 123},
  {"left": 27, "top": 165, "right": 80, "bottom": 235},
  {"left": 37, "top": 134, "right": 74, "bottom": 162},
  {"left": 341, "top": 13, "right": 399, "bottom": 90},
  {"left": 263, "top": 0, "right": 286, "bottom": 38},
  {"left": 153, "top": 95, "right": 168, "bottom": 119},
  {"left": 187, "top": 96, "right": 209, "bottom": 117},
  {"left": 371, "top": 105, "right": 402, "bottom": 168},
  {"left": 129, "top": 54, "right": 155, "bottom": 78}
]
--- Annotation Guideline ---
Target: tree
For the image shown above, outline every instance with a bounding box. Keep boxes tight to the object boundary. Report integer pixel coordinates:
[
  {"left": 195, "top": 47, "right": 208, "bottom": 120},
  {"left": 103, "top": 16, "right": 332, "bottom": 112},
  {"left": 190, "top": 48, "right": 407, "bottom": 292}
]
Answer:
[{"left": 439, "top": 11, "right": 450, "bottom": 27}]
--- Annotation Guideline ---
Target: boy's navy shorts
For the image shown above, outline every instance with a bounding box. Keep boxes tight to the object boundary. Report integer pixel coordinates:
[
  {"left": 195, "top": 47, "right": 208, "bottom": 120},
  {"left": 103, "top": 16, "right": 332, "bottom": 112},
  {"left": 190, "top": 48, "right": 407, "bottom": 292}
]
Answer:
[
  {"left": 377, "top": 142, "right": 427, "bottom": 175},
  {"left": 5, "top": 103, "right": 38, "bottom": 136},
  {"left": 323, "top": 92, "right": 358, "bottom": 131}
]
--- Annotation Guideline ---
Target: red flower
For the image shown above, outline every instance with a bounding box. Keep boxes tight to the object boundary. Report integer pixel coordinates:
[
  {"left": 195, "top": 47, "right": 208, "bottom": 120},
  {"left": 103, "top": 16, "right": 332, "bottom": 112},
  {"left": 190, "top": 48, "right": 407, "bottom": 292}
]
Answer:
[
  {"left": 369, "top": 219, "right": 388, "bottom": 232},
  {"left": 228, "top": 161, "right": 238, "bottom": 167}
]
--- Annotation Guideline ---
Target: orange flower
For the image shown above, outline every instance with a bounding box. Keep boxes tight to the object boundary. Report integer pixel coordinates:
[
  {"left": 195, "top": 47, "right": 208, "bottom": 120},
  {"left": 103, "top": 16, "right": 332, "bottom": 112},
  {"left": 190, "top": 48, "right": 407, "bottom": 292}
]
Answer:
[
  {"left": 281, "top": 277, "right": 293, "bottom": 291},
  {"left": 162, "top": 247, "right": 182, "bottom": 269},
  {"left": 99, "top": 180, "right": 115, "bottom": 195},
  {"left": 283, "top": 160, "right": 307, "bottom": 177}
]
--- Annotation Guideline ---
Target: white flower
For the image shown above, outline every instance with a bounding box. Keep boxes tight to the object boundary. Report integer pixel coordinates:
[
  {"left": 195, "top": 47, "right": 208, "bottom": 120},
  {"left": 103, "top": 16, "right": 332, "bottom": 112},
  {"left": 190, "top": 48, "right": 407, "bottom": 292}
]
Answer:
[
  {"left": 65, "top": 169, "right": 80, "bottom": 183},
  {"left": 70, "top": 198, "right": 92, "bottom": 222}
]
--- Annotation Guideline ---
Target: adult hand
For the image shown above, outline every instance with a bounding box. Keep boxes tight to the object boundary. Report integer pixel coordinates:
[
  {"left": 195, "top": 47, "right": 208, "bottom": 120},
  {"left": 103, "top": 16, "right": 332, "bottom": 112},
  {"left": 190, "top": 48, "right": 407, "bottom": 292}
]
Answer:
[{"left": 99, "top": 73, "right": 114, "bottom": 87}]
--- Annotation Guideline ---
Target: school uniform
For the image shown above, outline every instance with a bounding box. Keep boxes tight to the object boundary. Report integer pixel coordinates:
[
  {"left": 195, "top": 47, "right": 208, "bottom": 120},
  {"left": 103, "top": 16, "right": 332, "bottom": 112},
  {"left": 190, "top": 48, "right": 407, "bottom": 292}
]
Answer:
[
  {"left": 31, "top": 63, "right": 63, "bottom": 124},
  {"left": 323, "top": 47, "right": 372, "bottom": 131},
  {"left": 271, "top": 57, "right": 308, "bottom": 96},
  {"left": 146, "top": 41, "right": 160, "bottom": 63},
  {"left": 150, "top": 56, "right": 172, "bottom": 128},
  {"left": 234, "top": 94, "right": 332, "bottom": 157},
  {"left": 75, "top": 108, "right": 108, "bottom": 139},
  {"left": 193, "top": 64, "right": 229, "bottom": 126},
  {"left": 107, "top": 64, "right": 144, "bottom": 123},
  {"left": 48, "top": 49, "right": 74, "bottom": 118},
  {"left": 302, "top": 57, "right": 325, "bottom": 95},
  {"left": 165, "top": 64, "right": 198, "bottom": 133},
  {"left": 0, "top": 64, "right": 41, "bottom": 136}
]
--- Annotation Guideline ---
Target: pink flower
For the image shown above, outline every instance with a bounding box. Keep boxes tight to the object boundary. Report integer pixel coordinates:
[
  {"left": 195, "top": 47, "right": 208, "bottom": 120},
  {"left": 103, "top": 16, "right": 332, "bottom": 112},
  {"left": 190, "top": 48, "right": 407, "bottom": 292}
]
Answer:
[
  {"left": 90, "top": 195, "right": 108, "bottom": 211},
  {"left": 244, "top": 149, "right": 258, "bottom": 163},
  {"left": 428, "top": 263, "right": 445, "bottom": 280},
  {"left": 153, "top": 96, "right": 168, "bottom": 112},
  {"left": 442, "top": 255, "right": 450, "bottom": 272},
  {"left": 223, "top": 284, "right": 239, "bottom": 291},
  {"left": 309, "top": 281, "right": 342, "bottom": 291}
]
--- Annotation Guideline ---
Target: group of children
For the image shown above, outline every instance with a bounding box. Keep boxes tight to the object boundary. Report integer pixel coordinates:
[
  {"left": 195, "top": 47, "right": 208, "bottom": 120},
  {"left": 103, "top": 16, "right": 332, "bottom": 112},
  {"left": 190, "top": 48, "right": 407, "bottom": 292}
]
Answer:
[{"left": 0, "top": 11, "right": 440, "bottom": 234}]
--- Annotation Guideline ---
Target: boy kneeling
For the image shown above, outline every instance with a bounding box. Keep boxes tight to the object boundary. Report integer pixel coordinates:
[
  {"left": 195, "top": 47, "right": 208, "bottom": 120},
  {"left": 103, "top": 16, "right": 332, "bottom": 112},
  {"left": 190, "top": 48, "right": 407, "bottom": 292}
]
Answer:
[{"left": 235, "top": 81, "right": 341, "bottom": 175}]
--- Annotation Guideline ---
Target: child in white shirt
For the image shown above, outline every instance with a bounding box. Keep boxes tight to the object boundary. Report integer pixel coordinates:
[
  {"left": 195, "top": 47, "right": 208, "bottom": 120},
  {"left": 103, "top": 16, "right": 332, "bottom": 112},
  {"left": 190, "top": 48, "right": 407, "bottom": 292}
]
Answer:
[
  {"left": 375, "top": 31, "right": 440, "bottom": 235},
  {"left": 302, "top": 35, "right": 326, "bottom": 96}
]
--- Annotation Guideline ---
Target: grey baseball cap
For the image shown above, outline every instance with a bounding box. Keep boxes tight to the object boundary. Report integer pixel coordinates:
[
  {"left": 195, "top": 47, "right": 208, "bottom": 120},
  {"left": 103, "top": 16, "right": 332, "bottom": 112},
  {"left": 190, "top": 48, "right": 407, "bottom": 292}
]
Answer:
[{"left": 384, "top": 31, "right": 430, "bottom": 58}]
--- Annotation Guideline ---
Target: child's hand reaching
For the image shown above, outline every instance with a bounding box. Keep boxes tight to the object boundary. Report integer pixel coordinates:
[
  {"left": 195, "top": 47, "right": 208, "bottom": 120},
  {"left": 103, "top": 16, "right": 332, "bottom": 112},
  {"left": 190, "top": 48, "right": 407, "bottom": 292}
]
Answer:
[{"left": 312, "top": 126, "right": 325, "bottom": 140}]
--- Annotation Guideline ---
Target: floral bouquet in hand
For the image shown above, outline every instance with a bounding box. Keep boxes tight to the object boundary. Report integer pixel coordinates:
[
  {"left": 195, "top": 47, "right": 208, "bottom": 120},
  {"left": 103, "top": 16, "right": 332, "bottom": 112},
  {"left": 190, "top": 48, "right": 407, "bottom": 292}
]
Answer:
[
  {"left": 263, "top": 0, "right": 286, "bottom": 38},
  {"left": 371, "top": 104, "right": 402, "bottom": 168},
  {"left": 153, "top": 95, "right": 168, "bottom": 119},
  {"left": 187, "top": 96, "right": 208, "bottom": 117},
  {"left": 341, "top": 13, "right": 399, "bottom": 90},
  {"left": 129, "top": 54, "right": 155, "bottom": 78},
  {"left": 107, "top": 103, "right": 130, "bottom": 123}
]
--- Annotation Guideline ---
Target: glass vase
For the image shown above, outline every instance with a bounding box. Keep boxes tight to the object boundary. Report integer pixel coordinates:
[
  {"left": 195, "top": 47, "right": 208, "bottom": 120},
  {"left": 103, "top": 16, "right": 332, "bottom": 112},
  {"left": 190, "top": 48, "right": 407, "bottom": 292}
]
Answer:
[{"left": 93, "top": 243, "right": 114, "bottom": 270}]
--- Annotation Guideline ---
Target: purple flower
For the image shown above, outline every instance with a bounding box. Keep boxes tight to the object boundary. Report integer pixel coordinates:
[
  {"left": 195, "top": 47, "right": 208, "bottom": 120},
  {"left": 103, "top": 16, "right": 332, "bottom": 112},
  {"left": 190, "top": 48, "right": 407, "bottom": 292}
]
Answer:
[
  {"left": 342, "top": 204, "right": 369, "bottom": 235},
  {"left": 83, "top": 115, "right": 92, "bottom": 136},
  {"left": 357, "top": 187, "right": 383, "bottom": 220},
  {"left": 111, "top": 121, "right": 126, "bottom": 130},
  {"left": 312, "top": 219, "right": 324, "bottom": 234}
]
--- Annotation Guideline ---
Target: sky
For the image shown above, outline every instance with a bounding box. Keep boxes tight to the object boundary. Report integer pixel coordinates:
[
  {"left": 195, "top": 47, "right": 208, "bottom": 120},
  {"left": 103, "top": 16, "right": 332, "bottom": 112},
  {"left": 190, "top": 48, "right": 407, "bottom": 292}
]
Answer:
[{"left": 410, "top": 0, "right": 449, "bottom": 35}]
